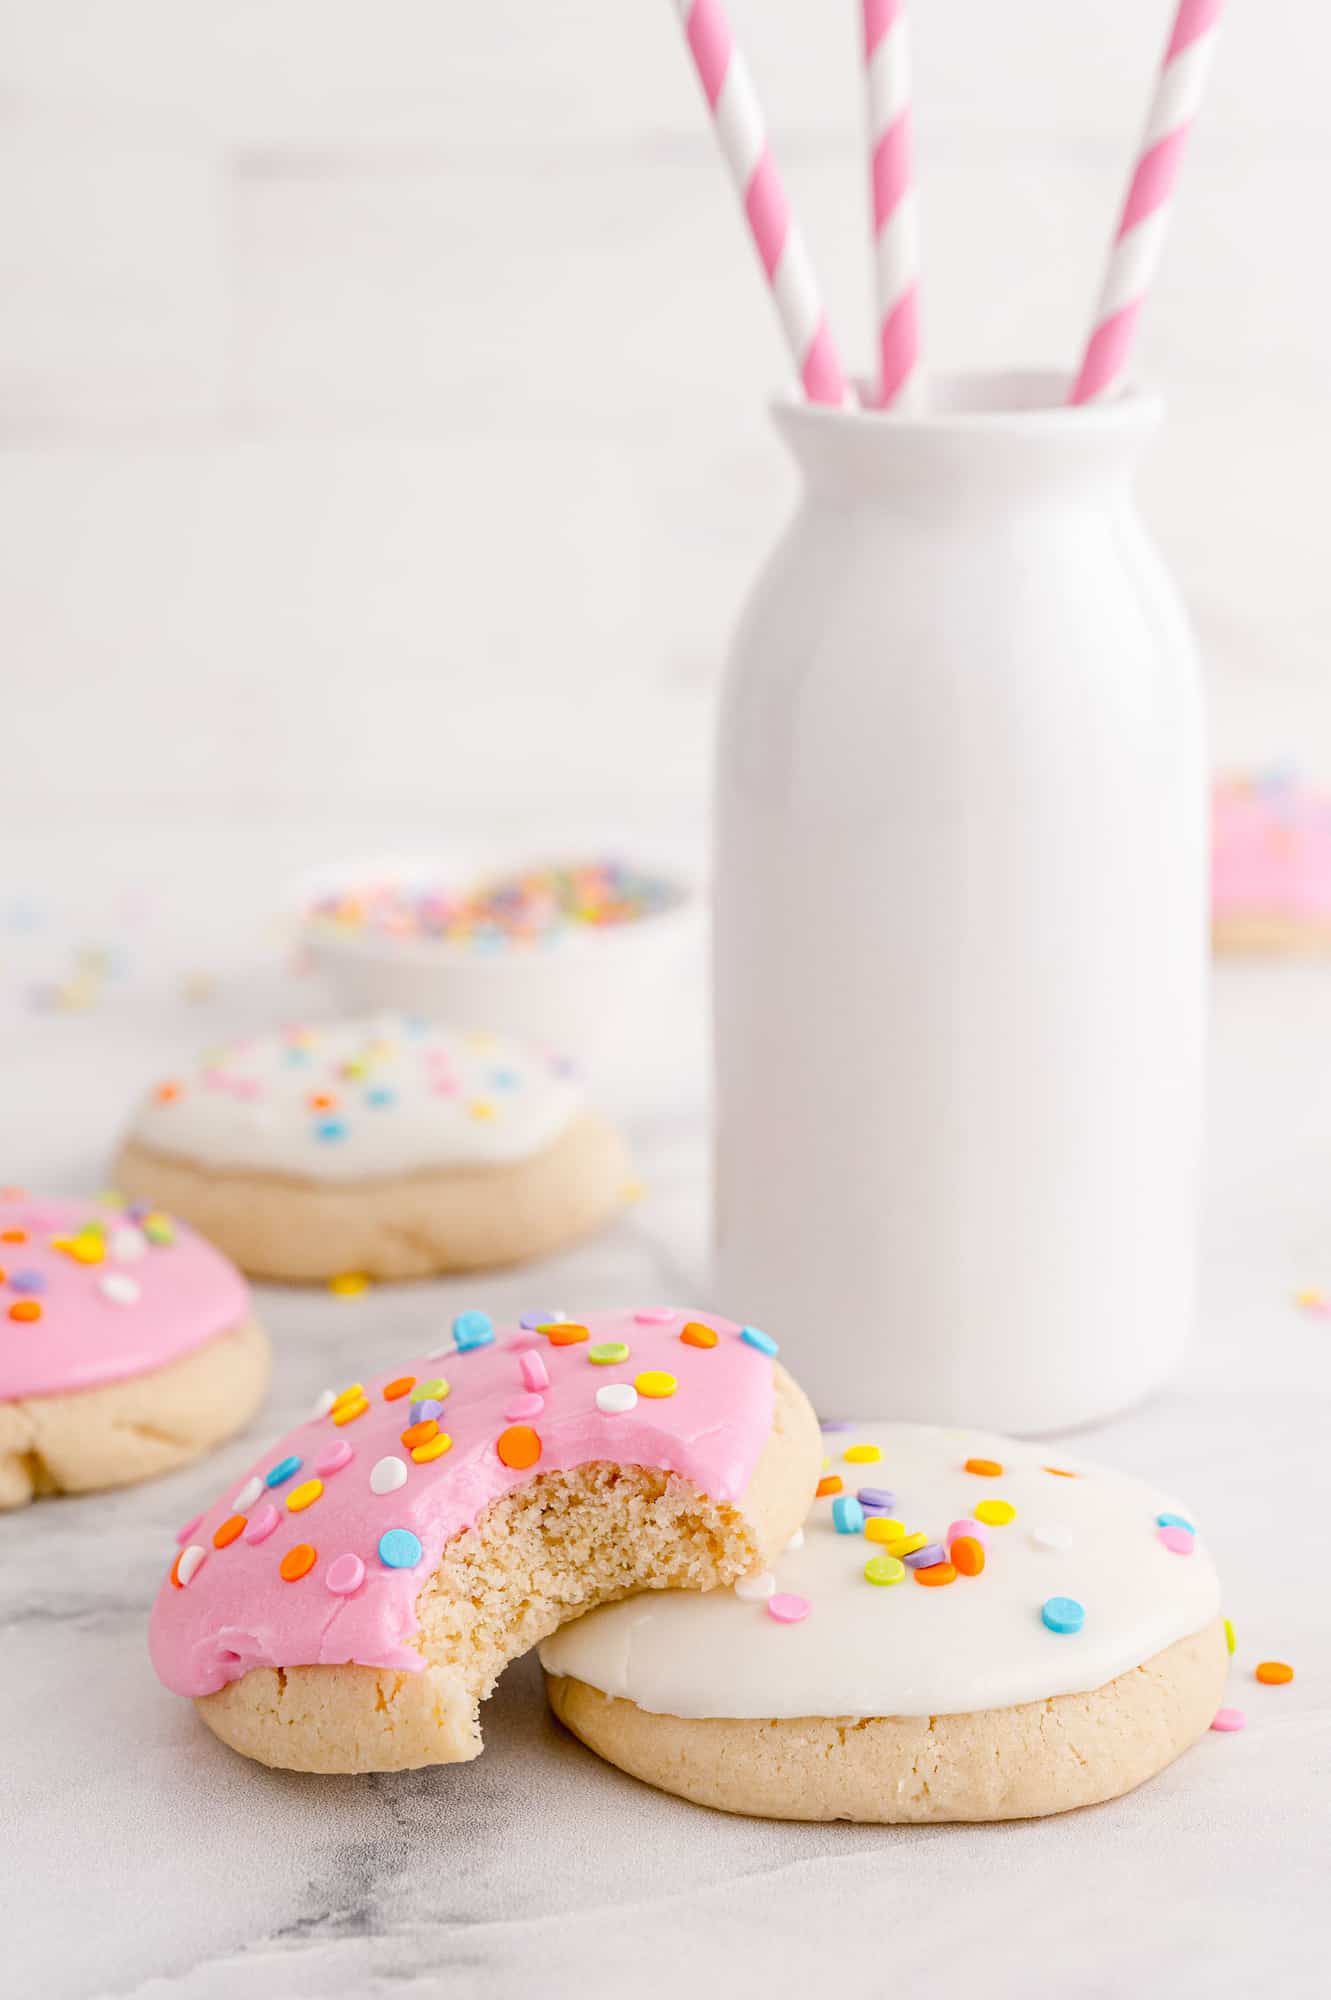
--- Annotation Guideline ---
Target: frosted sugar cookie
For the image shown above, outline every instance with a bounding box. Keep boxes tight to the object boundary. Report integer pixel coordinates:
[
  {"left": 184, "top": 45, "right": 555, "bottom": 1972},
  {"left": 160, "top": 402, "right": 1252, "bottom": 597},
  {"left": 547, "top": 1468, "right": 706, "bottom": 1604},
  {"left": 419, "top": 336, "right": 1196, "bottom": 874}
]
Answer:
[
  {"left": 0, "top": 1192, "right": 268, "bottom": 1510},
  {"left": 148, "top": 1310, "right": 819, "bottom": 1772},
  {"left": 113, "top": 1016, "right": 631, "bottom": 1281},
  {"left": 1212, "top": 770, "right": 1331, "bottom": 954},
  {"left": 541, "top": 1421, "right": 1227, "bottom": 1822}
]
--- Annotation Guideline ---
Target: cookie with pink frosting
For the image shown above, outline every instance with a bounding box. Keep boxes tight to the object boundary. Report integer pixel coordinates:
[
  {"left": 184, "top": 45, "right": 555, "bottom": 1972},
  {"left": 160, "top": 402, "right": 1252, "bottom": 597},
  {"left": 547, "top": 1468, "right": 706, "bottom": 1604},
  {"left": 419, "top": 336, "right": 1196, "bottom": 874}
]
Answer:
[
  {"left": 1212, "top": 770, "right": 1331, "bottom": 953},
  {"left": 0, "top": 1191, "right": 269, "bottom": 1510},
  {"left": 148, "top": 1308, "right": 820, "bottom": 1772},
  {"left": 113, "top": 1015, "right": 631, "bottom": 1282}
]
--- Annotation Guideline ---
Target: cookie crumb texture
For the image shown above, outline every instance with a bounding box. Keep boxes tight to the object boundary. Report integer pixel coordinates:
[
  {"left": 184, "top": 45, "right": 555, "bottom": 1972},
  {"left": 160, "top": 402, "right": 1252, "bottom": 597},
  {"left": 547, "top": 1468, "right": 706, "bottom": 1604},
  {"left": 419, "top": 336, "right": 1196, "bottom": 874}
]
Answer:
[
  {"left": 0, "top": 1316, "right": 269, "bottom": 1509},
  {"left": 198, "top": 1464, "right": 764, "bottom": 1773},
  {"left": 546, "top": 1617, "right": 1228, "bottom": 1822}
]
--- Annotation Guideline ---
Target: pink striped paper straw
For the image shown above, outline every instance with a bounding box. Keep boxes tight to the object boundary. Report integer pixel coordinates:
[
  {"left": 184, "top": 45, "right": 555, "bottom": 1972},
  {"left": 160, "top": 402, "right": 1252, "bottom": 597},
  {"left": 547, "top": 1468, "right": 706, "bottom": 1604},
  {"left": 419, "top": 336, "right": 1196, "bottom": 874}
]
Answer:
[
  {"left": 862, "top": 0, "right": 919, "bottom": 408},
  {"left": 673, "top": 0, "right": 849, "bottom": 405},
  {"left": 1070, "top": 0, "right": 1224, "bottom": 404}
]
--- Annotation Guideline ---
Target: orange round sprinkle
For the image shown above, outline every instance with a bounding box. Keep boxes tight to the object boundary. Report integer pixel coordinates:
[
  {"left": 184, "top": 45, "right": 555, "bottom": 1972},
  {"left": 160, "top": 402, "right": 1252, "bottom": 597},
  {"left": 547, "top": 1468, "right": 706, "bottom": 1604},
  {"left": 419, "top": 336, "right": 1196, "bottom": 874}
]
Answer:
[
  {"left": 279, "top": 1544, "right": 317, "bottom": 1582},
  {"left": 964, "top": 1457, "right": 1003, "bottom": 1477},
  {"left": 0, "top": 1228, "right": 26, "bottom": 1243},
  {"left": 169, "top": 1552, "right": 184, "bottom": 1588},
  {"left": 383, "top": 1375, "right": 416, "bottom": 1402},
  {"left": 0, "top": 1267, "right": 5, "bottom": 1283},
  {"left": 9, "top": 1300, "right": 41, "bottom": 1323},
  {"left": 543, "top": 1323, "right": 589, "bottom": 1346},
  {"left": 401, "top": 1419, "right": 439, "bottom": 1450},
  {"left": 308, "top": 1091, "right": 337, "bottom": 1110},
  {"left": 815, "top": 1474, "right": 843, "bottom": 1498},
  {"left": 680, "top": 1321, "right": 719, "bottom": 1349},
  {"left": 915, "top": 1562, "right": 957, "bottom": 1586},
  {"left": 153, "top": 1081, "right": 182, "bottom": 1103},
  {"left": 331, "top": 1395, "right": 369, "bottom": 1426},
  {"left": 950, "top": 1535, "right": 985, "bottom": 1576},
  {"left": 1255, "top": 1661, "right": 1294, "bottom": 1685},
  {"left": 1043, "top": 1466, "right": 1079, "bottom": 1478},
  {"left": 213, "top": 1515, "right": 246, "bottom": 1549},
  {"left": 497, "top": 1424, "right": 542, "bottom": 1470},
  {"left": 0, "top": 1188, "right": 26, "bottom": 1200}
]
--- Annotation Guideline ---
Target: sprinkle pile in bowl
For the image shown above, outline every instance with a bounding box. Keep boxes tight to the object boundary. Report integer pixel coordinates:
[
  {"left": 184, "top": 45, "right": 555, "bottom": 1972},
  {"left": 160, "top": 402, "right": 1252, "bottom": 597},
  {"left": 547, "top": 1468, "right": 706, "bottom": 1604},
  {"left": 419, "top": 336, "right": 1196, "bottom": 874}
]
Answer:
[{"left": 304, "top": 860, "right": 683, "bottom": 955}]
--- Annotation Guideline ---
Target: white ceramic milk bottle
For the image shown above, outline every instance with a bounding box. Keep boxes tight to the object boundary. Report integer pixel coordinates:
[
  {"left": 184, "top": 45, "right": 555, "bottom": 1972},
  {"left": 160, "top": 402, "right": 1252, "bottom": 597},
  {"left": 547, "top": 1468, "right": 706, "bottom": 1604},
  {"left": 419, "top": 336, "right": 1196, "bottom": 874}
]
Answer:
[{"left": 712, "top": 371, "right": 1207, "bottom": 1433}]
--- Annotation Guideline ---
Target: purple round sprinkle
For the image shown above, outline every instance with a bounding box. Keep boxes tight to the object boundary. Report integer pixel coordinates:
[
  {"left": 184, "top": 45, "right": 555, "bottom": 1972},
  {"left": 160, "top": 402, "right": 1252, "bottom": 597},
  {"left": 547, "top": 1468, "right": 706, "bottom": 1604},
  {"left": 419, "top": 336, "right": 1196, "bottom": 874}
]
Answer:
[
  {"left": 519, "top": 1313, "right": 550, "bottom": 1331},
  {"left": 818, "top": 1419, "right": 854, "bottom": 1432},
  {"left": 857, "top": 1487, "right": 897, "bottom": 1511},
  {"left": 904, "top": 1541, "right": 948, "bottom": 1569},
  {"left": 9, "top": 1270, "right": 46, "bottom": 1295},
  {"left": 409, "top": 1398, "right": 444, "bottom": 1425}
]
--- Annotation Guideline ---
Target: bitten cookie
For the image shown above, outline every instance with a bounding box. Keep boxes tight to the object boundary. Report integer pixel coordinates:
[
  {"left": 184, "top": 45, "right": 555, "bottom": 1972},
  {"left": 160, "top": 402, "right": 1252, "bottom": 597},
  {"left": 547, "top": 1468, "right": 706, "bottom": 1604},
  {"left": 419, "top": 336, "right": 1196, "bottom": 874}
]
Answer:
[
  {"left": 541, "top": 1421, "right": 1228, "bottom": 1823},
  {"left": 1212, "top": 770, "right": 1331, "bottom": 955},
  {"left": 0, "top": 1192, "right": 269, "bottom": 1510},
  {"left": 149, "top": 1310, "right": 820, "bottom": 1772},
  {"left": 113, "top": 1015, "right": 631, "bottom": 1281}
]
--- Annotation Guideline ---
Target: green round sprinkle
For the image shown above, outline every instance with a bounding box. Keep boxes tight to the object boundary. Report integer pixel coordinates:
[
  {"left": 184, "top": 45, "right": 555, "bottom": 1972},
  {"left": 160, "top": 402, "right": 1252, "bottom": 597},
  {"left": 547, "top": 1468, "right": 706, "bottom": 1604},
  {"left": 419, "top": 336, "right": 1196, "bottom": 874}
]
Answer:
[
  {"left": 864, "top": 1555, "right": 905, "bottom": 1587},
  {"left": 589, "top": 1342, "right": 630, "bottom": 1365},
  {"left": 417, "top": 1378, "right": 449, "bottom": 1399}
]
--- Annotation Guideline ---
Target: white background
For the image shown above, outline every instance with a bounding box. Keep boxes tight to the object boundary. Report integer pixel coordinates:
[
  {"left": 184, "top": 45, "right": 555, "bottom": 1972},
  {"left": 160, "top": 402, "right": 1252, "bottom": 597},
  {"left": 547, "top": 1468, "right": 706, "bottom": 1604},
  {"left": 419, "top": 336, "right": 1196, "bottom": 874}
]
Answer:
[{"left": 1, "top": 0, "right": 1327, "bottom": 865}]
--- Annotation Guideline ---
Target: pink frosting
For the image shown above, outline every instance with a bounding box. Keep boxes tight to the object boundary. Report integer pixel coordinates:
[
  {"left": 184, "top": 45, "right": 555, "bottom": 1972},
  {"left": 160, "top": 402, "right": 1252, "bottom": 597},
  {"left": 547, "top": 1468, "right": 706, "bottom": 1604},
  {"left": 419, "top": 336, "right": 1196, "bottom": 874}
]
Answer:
[
  {"left": 149, "top": 1309, "right": 775, "bottom": 1699},
  {"left": 0, "top": 1193, "right": 250, "bottom": 1401},
  {"left": 1212, "top": 773, "right": 1331, "bottom": 922}
]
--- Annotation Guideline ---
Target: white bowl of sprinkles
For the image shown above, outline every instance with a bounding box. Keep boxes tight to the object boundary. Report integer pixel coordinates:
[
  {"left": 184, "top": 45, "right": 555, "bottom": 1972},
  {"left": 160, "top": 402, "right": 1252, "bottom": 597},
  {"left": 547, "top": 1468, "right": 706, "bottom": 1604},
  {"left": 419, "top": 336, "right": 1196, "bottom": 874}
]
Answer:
[{"left": 295, "top": 854, "right": 703, "bottom": 1113}]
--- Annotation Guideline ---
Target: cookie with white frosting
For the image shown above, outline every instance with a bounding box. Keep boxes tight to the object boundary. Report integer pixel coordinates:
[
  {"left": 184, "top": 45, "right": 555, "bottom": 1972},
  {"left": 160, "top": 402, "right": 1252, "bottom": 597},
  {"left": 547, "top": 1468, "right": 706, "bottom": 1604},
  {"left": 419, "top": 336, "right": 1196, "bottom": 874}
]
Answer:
[
  {"left": 540, "top": 1421, "right": 1228, "bottom": 1822},
  {"left": 113, "top": 1016, "right": 631, "bottom": 1281}
]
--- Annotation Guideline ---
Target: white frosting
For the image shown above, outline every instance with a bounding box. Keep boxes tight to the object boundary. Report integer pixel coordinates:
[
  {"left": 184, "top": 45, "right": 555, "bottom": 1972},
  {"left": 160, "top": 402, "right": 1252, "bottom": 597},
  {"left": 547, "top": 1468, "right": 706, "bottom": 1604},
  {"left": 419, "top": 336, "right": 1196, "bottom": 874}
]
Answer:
[
  {"left": 539, "top": 1422, "right": 1222, "bottom": 1719},
  {"left": 128, "top": 1015, "right": 584, "bottom": 1181}
]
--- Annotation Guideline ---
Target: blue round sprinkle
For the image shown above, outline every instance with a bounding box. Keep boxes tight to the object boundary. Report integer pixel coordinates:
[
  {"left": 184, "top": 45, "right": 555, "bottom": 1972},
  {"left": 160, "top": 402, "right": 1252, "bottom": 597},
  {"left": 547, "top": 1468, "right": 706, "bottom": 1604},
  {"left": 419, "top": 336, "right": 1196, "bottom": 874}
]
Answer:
[
  {"left": 410, "top": 1398, "right": 444, "bottom": 1425},
  {"left": 1156, "top": 1511, "right": 1195, "bottom": 1534},
  {"left": 365, "top": 1087, "right": 396, "bottom": 1108},
  {"left": 904, "top": 1541, "right": 948, "bottom": 1569},
  {"left": 265, "top": 1455, "right": 302, "bottom": 1488},
  {"left": 379, "top": 1528, "right": 424, "bottom": 1570},
  {"left": 857, "top": 1487, "right": 897, "bottom": 1512},
  {"left": 739, "top": 1325, "right": 779, "bottom": 1357},
  {"left": 489, "top": 1068, "right": 520, "bottom": 1091},
  {"left": 453, "top": 1309, "right": 495, "bottom": 1352},
  {"left": 284, "top": 1047, "right": 311, "bottom": 1067},
  {"left": 314, "top": 1118, "right": 347, "bottom": 1142},
  {"left": 831, "top": 1495, "right": 865, "bottom": 1535},
  {"left": 1042, "top": 1595, "right": 1086, "bottom": 1635},
  {"left": 9, "top": 1269, "right": 46, "bottom": 1295}
]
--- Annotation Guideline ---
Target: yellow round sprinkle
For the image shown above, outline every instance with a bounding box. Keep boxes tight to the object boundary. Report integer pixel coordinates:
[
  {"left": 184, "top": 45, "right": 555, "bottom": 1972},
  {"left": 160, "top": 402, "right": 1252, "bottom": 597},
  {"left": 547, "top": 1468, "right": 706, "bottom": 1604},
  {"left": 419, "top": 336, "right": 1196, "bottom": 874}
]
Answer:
[
  {"left": 1224, "top": 1617, "right": 1236, "bottom": 1656},
  {"left": 332, "top": 1396, "right": 369, "bottom": 1427},
  {"left": 865, "top": 1516, "right": 906, "bottom": 1544},
  {"left": 416, "top": 1378, "right": 449, "bottom": 1399},
  {"left": 589, "top": 1342, "right": 630, "bottom": 1365},
  {"left": 883, "top": 1530, "right": 928, "bottom": 1558},
  {"left": 412, "top": 1433, "right": 453, "bottom": 1463},
  {"left": 864, "top": 1554, "right": 906, "bottom": 1586},
  {"left": 328, "top": 1271, "right": 370, "bottom": 1297},
  {"left": 71, "top": 1234, "right": 105, "bottom": 1265},
  {"left": 287, "top": 1478, "right": 323, "bottom": 1512},
  {"left": 843, "top": 1443, "right": 882, "bottom": 1464},
  {"left": 634, "top": 1370, "right": 677, "bottom": 1399},
  {"left": 467, "top": 1099, "right": 497, "bottom": 1121},
  {"left": 974, "top": 1498, "right": 1015, "bottom": 1527},
  {"left": 331, "top": 1382, "right": 364, "bottom": 1408}
]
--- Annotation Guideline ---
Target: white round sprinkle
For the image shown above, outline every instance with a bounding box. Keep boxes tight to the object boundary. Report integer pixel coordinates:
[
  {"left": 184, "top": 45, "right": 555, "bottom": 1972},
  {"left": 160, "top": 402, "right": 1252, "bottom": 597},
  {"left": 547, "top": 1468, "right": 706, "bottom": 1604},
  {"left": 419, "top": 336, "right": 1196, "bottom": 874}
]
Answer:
[
  {"left": 310, "top": 1388, "right": 336, "bottom": 1419},
  {"left": 734, "top": 1569, "right": 777, "bottom": 1602},
  {"left": 108, "top": 1227, "right": 147, "bottom": 1263},
  {"left": 785, "top": 1529, "right": 805, "bottom": 1552},
  {"left": 595, "top": 1383, "right": 638, "bottom": 1415},
  {"left": 370, "top": 1455, "right": 409, "bottom": 1494},
  {"left": 1030, "top": 1525, "right": 1072, "bottom": 1553},
  {"left": 176, "top": 1545, "right": 206, "bottom": 1587},
  {"left": 99, "top": 1273, "right": 140, "bottom": 1305},
  {"left": 232, "top": 1476, "right": 263, "bottom": 1512}
]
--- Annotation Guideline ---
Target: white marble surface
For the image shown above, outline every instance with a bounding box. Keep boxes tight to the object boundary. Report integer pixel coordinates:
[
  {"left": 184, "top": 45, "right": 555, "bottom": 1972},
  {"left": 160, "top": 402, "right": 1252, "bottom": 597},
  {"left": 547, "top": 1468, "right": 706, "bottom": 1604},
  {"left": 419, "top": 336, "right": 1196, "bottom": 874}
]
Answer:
[{"left": 2, "top": 851, "right": 1329, "bottom": 1999}]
